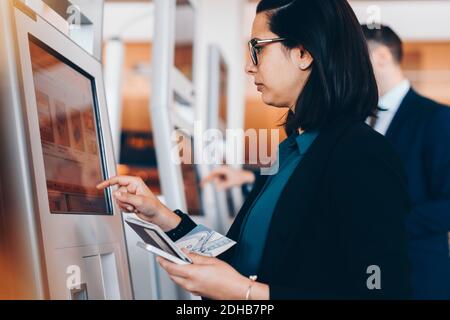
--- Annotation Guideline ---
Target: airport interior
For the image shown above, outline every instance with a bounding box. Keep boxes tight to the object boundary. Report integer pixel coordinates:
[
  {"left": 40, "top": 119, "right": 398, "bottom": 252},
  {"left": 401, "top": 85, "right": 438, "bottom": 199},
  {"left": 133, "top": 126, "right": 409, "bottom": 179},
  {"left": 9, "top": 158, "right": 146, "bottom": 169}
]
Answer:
[{"left": 0, "top": 0, "right": 449, "bottom": 300}]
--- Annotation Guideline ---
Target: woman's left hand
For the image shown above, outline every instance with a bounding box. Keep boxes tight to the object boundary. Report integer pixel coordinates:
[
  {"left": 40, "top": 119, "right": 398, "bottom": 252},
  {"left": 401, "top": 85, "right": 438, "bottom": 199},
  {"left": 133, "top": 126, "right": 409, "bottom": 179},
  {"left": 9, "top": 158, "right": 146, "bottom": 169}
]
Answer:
[{"left": 157, "top": 251, "right": 250, "bottom": 300}]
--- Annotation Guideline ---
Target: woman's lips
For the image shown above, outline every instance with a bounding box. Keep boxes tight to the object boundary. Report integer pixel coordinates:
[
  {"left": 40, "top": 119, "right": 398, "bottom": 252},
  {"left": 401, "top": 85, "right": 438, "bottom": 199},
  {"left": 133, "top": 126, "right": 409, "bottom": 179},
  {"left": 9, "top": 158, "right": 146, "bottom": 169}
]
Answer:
[{"left": 256, "top": 84, "right": 264, "bottom": 92}]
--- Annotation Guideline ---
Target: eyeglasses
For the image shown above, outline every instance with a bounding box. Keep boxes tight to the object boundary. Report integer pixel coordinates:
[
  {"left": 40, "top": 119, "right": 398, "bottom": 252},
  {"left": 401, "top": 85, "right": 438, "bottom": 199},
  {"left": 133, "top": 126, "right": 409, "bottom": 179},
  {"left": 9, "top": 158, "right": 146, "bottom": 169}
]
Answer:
[{"left": 248, "top": 37, "right": 286, "bottom": 66}]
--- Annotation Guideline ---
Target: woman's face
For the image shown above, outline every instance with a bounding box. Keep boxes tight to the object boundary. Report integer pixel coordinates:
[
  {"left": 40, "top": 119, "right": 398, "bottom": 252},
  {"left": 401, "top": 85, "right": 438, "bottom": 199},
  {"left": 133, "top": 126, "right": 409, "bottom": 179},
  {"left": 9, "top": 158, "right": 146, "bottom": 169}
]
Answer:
[{"left": 246, "top": 13, "right": 312, "bottom": 110}]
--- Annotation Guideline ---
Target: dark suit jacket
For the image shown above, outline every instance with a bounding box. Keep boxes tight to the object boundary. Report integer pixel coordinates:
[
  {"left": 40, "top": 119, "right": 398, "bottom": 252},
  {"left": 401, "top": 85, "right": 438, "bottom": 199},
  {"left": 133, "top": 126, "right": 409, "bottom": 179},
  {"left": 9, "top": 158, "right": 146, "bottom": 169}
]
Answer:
[
  {"left": 219, "top": 116, "right": 412, "bottom": 299},
  {"left": 384, "top": 89, "right": 450, "bottom": 299}
]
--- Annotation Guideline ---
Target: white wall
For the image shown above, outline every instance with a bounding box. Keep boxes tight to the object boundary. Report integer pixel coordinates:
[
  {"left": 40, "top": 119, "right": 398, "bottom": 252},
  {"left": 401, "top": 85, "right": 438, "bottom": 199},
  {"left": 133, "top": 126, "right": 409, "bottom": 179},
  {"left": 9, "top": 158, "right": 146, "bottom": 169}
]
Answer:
[
  {"left": 244, "top": 1, "right": 450, "bottom": 42},
  {"left": 349, "top": 0, "right": 450, "bottom": 41},
  {"left": 103, "top": 2, "right": 195, "bottom": 43},
  {"left": 104, "top": 2, "right": 154, "bottom": 41}
]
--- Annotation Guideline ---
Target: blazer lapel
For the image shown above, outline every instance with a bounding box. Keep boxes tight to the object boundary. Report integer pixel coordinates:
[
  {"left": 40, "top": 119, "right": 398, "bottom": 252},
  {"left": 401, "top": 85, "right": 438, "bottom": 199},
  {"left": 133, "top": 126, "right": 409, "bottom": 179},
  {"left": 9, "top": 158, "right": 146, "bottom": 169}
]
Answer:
[{"left": 385, "top": 89, "right": 416, "bottom": 140}]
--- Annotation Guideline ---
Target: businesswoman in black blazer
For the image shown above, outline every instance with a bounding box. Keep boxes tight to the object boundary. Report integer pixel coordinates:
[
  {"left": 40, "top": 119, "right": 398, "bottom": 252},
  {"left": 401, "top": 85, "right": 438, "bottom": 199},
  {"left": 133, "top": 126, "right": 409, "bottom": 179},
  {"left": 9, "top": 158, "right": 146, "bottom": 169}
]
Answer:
[{"left": 98, "top": 0, "right": 411, "bottom": 299}]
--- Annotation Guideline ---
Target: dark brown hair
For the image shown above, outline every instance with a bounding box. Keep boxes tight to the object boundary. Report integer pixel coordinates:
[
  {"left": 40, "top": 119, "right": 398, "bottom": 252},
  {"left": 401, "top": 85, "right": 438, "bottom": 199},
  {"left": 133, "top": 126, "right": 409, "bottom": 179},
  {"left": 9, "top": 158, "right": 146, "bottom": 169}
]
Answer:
[{"left": 257, "top": 0, "right": 379, "bottom": 134}]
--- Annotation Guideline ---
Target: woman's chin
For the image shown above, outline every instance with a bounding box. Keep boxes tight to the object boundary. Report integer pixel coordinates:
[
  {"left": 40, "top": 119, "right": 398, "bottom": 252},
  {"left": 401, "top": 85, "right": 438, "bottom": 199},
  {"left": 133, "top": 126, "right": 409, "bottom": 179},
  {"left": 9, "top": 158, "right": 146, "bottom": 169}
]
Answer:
[
  {"left": 261, "top": 93, "right": 274, "bottom": 106},
  {"left": 261, "top": 94, "right": 286, "bottom": 108}
]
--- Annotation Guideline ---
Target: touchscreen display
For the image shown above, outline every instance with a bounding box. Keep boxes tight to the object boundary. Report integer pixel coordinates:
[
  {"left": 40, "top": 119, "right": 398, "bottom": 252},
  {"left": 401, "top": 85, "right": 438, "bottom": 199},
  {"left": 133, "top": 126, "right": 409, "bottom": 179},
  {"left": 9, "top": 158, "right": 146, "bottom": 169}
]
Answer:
[{"left": 29, "top": 35, "right": 111, "bottom": 215}]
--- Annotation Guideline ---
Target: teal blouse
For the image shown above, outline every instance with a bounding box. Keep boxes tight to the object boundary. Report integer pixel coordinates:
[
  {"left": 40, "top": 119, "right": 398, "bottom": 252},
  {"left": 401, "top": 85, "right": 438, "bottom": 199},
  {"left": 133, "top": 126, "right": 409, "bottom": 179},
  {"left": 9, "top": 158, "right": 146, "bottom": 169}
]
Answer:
[{"left": 232, "top": 131, "right": 319, "bottom": 277}]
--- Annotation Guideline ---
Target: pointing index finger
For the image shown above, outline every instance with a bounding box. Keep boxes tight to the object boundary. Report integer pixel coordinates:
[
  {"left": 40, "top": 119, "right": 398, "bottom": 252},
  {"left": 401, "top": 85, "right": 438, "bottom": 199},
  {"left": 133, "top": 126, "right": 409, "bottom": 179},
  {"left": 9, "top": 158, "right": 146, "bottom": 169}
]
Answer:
[{"left": 96, "top": 176, "right": 131, "bottom": 190}]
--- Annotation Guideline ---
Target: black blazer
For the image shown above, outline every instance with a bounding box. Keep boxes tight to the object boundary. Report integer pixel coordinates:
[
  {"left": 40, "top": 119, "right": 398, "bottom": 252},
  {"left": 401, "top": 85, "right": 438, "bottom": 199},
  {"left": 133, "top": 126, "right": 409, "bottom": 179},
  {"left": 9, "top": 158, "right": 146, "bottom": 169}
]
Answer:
[
  {"left": 385, "top": 89, "right": 450, "bottom": 299},
  {"left": 219, "top": 116, "right": 412, "bottom": 299}
]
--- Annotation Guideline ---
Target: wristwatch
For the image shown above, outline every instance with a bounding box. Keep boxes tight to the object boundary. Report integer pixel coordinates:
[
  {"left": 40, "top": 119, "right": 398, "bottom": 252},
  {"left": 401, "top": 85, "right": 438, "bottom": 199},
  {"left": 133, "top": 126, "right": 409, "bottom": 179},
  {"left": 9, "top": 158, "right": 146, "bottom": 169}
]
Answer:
[{"left": 165, "top": 209, "right": 197, "bottom": 242}]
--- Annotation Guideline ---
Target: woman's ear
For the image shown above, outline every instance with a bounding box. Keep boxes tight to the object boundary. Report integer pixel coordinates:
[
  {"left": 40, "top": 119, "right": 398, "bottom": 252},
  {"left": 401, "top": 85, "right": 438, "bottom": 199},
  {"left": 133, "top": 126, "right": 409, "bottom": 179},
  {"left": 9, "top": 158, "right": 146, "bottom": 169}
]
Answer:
[{"left": 291, "top": 46, "right": 314, "bottom": 70}]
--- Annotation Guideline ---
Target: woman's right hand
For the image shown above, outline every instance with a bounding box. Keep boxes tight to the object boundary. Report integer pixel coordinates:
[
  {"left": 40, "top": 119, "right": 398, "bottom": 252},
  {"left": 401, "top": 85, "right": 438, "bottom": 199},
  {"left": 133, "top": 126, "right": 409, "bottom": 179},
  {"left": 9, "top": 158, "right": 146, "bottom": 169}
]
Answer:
[
  {"left": 201, "top": 165, "right": 255, "bottom": 191},
  {"left": 96, "top": 176, "right": 181, "bottom": 231}
]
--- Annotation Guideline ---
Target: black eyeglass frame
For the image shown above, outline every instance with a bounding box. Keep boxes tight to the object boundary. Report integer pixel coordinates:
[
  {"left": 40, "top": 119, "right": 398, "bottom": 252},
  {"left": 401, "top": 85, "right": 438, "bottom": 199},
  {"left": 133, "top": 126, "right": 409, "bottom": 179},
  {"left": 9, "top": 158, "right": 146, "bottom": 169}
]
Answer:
[{"left": 248, "top": 37, "right": 286, "bottom": 66}]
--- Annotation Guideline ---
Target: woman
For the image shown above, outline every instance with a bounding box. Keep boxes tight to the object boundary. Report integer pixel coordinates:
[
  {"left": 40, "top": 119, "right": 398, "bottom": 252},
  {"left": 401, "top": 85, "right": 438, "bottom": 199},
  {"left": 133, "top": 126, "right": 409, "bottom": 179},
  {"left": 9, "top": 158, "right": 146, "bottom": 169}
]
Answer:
[{"left": 98, "top": 0, "right": 411, "bottom": 300}]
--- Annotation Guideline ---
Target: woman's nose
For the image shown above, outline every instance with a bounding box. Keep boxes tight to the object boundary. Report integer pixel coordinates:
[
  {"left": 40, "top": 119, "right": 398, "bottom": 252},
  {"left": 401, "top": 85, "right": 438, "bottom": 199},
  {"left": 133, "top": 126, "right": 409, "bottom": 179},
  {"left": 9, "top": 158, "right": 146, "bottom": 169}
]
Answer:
[{"left": 245, "top": 57, "right": 257, "bottom": 75}]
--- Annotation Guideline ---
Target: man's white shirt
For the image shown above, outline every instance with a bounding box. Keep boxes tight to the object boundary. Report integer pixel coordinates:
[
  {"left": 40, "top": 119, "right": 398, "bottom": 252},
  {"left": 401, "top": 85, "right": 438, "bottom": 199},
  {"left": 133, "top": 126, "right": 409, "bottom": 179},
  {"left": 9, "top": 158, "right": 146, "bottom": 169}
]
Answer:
[{"left": 370, "top": 79, "right": 411, "bottom": 135}]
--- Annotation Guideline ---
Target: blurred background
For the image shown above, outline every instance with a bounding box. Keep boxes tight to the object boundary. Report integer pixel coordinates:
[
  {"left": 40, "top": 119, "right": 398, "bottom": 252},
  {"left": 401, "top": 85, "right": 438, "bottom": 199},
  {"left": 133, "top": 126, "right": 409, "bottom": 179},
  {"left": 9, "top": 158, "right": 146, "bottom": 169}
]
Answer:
[{"left": 107, "top": 0, "right": 450, "bottom": 187}]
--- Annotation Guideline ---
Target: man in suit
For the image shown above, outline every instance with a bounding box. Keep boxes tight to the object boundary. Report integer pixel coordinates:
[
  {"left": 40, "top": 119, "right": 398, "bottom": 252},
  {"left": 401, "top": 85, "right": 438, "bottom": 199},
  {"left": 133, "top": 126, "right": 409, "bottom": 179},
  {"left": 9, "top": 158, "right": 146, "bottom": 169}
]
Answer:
[{"left": 362, "top": 24, "right": 450, "bottom": 299}]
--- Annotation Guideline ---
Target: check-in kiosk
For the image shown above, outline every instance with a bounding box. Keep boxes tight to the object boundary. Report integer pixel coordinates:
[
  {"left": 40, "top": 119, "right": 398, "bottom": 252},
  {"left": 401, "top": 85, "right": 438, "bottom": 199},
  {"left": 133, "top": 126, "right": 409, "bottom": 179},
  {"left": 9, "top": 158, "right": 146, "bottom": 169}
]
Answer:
[{"left": 0, "top": 0, "right": 132, "bottom": 299}]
